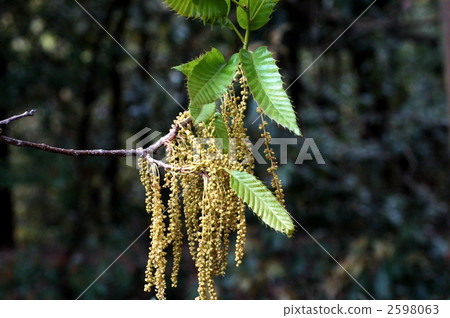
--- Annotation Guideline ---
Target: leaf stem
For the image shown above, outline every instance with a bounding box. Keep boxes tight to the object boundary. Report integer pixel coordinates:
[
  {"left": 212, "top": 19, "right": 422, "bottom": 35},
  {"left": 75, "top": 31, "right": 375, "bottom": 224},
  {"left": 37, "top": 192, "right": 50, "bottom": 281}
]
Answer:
[
  {"left": 231, "top": 0, "right": 246, "bottom": 10},
  {"left": 244, "top": 28, "right": 250, "bottom": 50},
  {"left": 243, "top": 1, "right": 251, "bottom": 50},
  {"left": 227, "top": 18, "right": 245, "bottom": 44}
]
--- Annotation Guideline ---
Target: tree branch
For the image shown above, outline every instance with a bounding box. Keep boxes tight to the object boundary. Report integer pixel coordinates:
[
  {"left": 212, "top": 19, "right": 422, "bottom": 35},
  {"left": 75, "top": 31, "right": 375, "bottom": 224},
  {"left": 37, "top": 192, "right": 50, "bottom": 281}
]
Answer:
[
  {"left": 0, "top": 110, "right": 192, "bottom": 171},
  {"left": 0, "top": 109, "right": 37, "bottom": 127}
]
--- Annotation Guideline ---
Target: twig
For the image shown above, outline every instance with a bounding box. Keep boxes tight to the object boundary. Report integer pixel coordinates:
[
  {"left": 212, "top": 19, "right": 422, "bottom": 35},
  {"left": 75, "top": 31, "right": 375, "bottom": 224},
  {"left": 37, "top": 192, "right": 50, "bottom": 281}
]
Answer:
[
  {"left": 0, "top": 135, "right": 139, "bottom": 157},
  {"left": 0, "top": 109, "right": 36, "bottom": 126},
  {"left": 146, "top": 117, "right": 191, "bottom": 154},
  {"left": 0, "top": 110, "right": 192, "bottom": 170}
]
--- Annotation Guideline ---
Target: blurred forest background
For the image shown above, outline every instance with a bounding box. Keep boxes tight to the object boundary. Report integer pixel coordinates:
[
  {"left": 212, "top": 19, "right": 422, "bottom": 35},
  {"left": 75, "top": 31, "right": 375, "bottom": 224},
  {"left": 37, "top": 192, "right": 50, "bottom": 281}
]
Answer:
[{"left": 0, "top": 0, "right": 449, "bottom": 299}]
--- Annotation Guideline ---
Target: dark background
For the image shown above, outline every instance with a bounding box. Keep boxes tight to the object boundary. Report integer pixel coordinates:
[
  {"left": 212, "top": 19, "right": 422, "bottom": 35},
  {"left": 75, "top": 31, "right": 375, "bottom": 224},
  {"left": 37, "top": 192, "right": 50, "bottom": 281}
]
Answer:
[{"left": 0, "top": 0, "right": 449, "bottom": 299}]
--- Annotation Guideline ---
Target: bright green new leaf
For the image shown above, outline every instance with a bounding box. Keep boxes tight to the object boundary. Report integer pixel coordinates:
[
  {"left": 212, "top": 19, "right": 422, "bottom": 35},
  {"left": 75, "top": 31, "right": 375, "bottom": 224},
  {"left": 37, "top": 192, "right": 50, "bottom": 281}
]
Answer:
[
  {"left": 237, "top": 0, "right": 278, "bottom": 30},
  {"left": 190, "top": 102, "right": 216, "bottom": 124},
  {"left": 211, "top": 112, "right": 229, "bottom": 153},
  {"left": 188, "top": 50, "right": 239, "bottom": 107},
  {"left": 163, "top": 0, "right": 230, "bottom": 25},
  {"left": 226, "top": 170, "right": 294, "bottom": 236},
  {"left": 240, "top": 46, "right": 301, "bottom": 136},
  {"left": 173, "top": 54, "right": 204, "bottom": 78}
]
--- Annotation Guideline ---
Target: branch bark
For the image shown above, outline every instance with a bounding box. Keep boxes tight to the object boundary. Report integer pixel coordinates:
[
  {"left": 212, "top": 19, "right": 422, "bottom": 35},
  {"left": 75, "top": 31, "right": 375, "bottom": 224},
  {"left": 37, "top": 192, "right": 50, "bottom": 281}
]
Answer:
[
  {"left": 0, "top": 110, "right": 192, "bottom": 170},
  {"left": 0, "top": 109, "right": 36, "bottom": 127}
]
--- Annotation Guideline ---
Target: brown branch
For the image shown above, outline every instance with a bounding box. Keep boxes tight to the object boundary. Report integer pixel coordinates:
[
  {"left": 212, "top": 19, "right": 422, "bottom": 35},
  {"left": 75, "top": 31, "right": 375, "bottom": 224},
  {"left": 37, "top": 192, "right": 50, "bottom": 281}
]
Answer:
[
  {"left": 0, "top": 110, "right": 192, "bottom": 170},
  {"left": 0, "top": 109, "right": 37, "bottom": 127},
  {"left": 0, "top": 135, "right": 139, "bottom": 157}
]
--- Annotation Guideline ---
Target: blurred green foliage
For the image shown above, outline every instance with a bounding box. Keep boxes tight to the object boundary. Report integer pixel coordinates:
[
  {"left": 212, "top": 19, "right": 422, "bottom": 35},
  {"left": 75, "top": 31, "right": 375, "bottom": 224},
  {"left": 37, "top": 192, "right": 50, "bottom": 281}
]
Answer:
[{"left": 0, "top": 0, "right": 449, "bottom": 299}]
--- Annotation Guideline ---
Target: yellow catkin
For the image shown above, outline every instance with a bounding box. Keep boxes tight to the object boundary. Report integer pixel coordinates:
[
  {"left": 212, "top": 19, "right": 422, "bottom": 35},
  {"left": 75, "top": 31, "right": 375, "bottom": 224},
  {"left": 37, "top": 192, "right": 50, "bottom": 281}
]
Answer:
[
  {"left": 147, "top": 164, "right": 167, "bottom": 300},
  {"left": 139, "top": 159, "right": 167, "bottom": 299},
  {"left": 165, "top": 171, "right": 183, "bottom": 287},
  {"left": 182, "top": 174, "right": 202, "bottom": 262},
  {"left": 220, "top": 188, "right": 238, "bottom": 273},
  {"left": 235, "top": 200, "right": 246, "bottom": 267},
  {"left": 257, "top": 107, "right": 286, "bottom": 207},
  {"left": 139, "top": 158, "right": 155, "bottom": 293}
]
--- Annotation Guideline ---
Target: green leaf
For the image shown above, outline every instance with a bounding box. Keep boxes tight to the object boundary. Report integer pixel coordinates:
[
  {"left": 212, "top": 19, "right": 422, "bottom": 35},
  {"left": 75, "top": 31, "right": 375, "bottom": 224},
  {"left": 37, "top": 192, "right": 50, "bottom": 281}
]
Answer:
[
  {"left": 163, "top": 0, "right": 230, "bottom": 25},
  {"left": 240, "top": 46, "right": 301, "bottom": 136},
  {"left": 211, "top": 112, "right": 229, "bottom": 153},
  {"left": 188, "top": 49, "right": 239, "bottom": 107},
  {"left": 237, "top": 0, "right": 278, "bottom": 31},
  {"left": 173, "top": 54, "right": 204, "bottom": 77},
  {"left": 190, "top": 102, "right": 216, "bottom": 124},
  {"left": 226, "top": 170, "right": 294, "bottom": 236}
]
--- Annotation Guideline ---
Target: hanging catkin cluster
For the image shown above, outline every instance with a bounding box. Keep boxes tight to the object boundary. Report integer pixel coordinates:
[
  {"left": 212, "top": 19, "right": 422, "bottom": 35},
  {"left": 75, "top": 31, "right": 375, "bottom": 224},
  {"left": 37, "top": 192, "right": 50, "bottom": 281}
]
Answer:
[{"left": 138, "top": 69, "right": 284, "bottom": 299}]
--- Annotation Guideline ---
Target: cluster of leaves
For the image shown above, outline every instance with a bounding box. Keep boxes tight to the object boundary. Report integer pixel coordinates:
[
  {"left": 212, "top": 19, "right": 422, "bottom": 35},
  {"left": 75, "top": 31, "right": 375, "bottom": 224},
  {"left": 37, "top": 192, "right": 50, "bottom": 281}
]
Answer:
[{"left": 166, "top": 0, "right": 300, "bottom": 236}]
